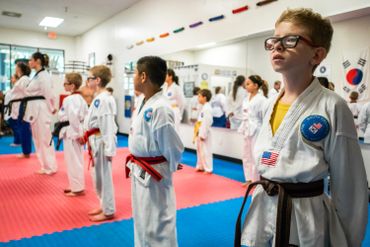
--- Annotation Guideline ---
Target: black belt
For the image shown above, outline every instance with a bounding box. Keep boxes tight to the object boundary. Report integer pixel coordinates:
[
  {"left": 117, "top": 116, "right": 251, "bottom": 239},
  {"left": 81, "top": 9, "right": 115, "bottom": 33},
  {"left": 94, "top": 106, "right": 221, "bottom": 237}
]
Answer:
[
  {"left": 5, "top": 96, "right": 46, "bottom": 120},
  {"left": 50, "top": 121, "right": 70, "bottom": 150},
  {"left": 234, "top": 177, "right": 324, "bottom": 247}
]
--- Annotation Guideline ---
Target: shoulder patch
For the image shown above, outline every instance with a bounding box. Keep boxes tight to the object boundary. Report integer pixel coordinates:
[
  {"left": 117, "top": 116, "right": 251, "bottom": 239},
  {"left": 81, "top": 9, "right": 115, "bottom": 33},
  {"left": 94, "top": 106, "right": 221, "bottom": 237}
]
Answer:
[
  {"left": 94, "top": 99, "right": 100, "bottom": 108},
  {"left": 144, "top": 108, "right": 153, "bottom": 122},
  {"left": 300, "top": 115, "right": 330, "bottom": 142}
]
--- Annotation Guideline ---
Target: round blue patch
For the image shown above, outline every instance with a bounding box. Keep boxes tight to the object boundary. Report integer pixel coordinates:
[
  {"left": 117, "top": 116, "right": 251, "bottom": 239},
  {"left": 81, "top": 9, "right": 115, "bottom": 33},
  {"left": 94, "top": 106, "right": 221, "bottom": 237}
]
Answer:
[
  {"left": 300, "top": 115, "right": 330, "bottom": 142},
  {"left": 167, "top": 92, "right": 172, "bottom": 97},
  {"left": 144, "top": 108, "right": 153, "bottom": 122},
  {"left": 94, "top": 99, "right": 100, "bottom": 108}
]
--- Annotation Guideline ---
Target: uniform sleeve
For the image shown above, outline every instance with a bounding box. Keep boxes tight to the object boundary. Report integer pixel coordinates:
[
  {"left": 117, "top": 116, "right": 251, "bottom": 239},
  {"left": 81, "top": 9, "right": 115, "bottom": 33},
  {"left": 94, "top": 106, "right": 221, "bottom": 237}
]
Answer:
[
  {"left": 176, "top": 86, "right": 186, "bottom": 113},
  {"left": 326, "top": 102, "right": 368, "bottom": 246},
  {"left": 358, "top": 103, "right": 369, "bottom": 134},
  {"left": 66, "top": 99, "right": 83, "bottom": 139},
  {"left": 152, "top": 106, "right": 184, "bottom": 172},
  {"left": 98, "top": 99, "right": 117, "bottom": 157},
  {"left": 12, "top": 78, "right": 27, "bottom": 97},
  {"left": 199, "top": 108, "right": 213, "bottom": 139}
]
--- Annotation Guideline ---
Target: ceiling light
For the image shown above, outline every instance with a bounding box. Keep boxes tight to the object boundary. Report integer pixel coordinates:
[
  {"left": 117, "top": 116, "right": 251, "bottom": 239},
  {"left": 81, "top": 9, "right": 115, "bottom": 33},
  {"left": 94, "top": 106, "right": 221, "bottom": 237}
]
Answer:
[
  {"left": 39, "top": 17, "right": 64, "bottom": 28},
  {"left": 196, "top": 42, "right": 217, "bottom": 49}
]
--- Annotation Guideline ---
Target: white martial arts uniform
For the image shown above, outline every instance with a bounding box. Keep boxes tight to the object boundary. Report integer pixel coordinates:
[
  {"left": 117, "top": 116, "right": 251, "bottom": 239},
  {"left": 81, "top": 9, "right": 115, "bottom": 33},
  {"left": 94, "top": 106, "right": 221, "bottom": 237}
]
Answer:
[
  {"left": 227, "top": 87, "right": 247, "bottom": 130},
  {"left": 211, "top": 93, "right": 227, "bottom": 118},
  {"left": 84, "top": 91, "right": 117, "bottom": 215},
  {"left": 195, "top": 102, "right": 213, "bottom": 172},
  {"left": 189, "top": 95, "right": 201, "bottom": 122},
  {"left": 127, "top": 91, "right": 184, "bottom": 247},
  {"left": 240, "top": 78, "right": 368, "bottom": 246},
  {"left": 358, "top": 102, "right": 370, "bottom": 144},
  {"left": 238, "top": 94, "right": 266, "bottom": 182},
  {"left": 162, "top": 82, "right": 185, "bottom": 130},
  {"left": 24, "top": 69, "right": 57, "bottom": 174},
  {"left": 10, "top": 76, "right": 29, "bottom": 120},
  {"left": 58, "top": 93, "right": 88, "bottom": 192}
]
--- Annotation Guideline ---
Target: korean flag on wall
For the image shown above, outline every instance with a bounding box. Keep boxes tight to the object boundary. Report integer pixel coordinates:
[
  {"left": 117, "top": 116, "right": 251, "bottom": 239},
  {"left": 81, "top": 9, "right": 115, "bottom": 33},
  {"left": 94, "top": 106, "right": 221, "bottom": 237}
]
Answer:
[{"left": 341, "top": 47, "right": 370, "bottom": 101}]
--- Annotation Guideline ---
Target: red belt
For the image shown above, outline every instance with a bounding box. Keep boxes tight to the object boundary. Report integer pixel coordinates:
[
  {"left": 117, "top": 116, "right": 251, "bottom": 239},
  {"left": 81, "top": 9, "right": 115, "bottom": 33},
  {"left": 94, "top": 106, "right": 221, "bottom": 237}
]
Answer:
[
  {"left": 83, "top": 128, "right": 100, "bottom": 169},
  {"left": 125, "top": 154, "right": 167, "bottom": 181}
]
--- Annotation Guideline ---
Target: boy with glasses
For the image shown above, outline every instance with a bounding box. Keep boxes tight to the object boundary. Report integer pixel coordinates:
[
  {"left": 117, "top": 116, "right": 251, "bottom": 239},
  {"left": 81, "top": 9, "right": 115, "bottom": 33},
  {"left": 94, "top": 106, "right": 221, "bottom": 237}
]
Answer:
[
  {"left": 79, "top": 65, "right": 117, "bottom": 221},
  {"left": 235, "top": 8, "right": 367, "bottom": 247}
]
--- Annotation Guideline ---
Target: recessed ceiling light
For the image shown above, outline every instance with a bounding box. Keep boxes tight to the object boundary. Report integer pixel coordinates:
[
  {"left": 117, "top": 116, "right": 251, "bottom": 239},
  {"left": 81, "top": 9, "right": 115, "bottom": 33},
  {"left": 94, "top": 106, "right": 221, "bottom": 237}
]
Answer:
[
  {"left": 196, "top": 42, "right": 217, "bottom": 49},
  {"left": 39, "top": 17, "right": 64, "bottom": 28}
]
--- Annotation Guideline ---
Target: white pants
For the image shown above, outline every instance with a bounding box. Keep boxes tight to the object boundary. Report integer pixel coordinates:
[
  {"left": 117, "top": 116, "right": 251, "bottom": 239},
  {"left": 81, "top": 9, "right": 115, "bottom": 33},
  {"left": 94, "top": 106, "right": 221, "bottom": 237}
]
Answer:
[
  {"left": 31, "top": 113, "right": 57, "bottom": 173},
  {"left": 130, "top": 162, "right": 178, "bottom": 247},
  {"left": 196, "top": 136, "right": 213, "bottom": 172},
  {"left": 64, "top": 138, "right": 85, "bottom": 192},
  {"left": 230, "top": 116, "right": 242, "bottom": 130},
  {"left": 242, "top": 135, "right": 259, "bottom": 182},
  {"left": 91, "top": 142, "right": 115, "bottom": 215}
]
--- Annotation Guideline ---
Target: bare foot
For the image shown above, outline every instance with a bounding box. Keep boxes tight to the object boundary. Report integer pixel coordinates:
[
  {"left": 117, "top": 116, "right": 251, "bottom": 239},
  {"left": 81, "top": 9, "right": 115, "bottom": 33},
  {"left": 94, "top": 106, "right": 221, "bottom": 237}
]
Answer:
[
  {"left": 89, "top": 213, "right": 114, "bottom": 222},
  {"left": 65, "top": 191, "right": 85, "bottom": 197},
  {"left": 204, "top": 171, "right": 213, "bottom": 175},
  {"left": 17, "top": 154, "right": 30, "bottom": 158},
  {"left": 88, "top": 208, "right": 103, "bottom": 216},
  {"left": 242, "top": 181, "right": 252, "bottom": 187},
  {"left": 195, "top": 168, "right": 204, "bottom": 172}
]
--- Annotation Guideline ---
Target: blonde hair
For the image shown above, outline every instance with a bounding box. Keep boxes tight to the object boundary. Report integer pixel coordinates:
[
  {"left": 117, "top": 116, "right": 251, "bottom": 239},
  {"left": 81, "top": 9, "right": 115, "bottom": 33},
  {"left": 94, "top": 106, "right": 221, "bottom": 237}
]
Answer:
[
  {"left": 65, "top": 72, "right": 82, "bottom": 89},
  {"left": 276, "top": 8, "right": 333, "bottom": 52},
  {"left": 90, "top": 65, "right": 112, "bottom": 87}
]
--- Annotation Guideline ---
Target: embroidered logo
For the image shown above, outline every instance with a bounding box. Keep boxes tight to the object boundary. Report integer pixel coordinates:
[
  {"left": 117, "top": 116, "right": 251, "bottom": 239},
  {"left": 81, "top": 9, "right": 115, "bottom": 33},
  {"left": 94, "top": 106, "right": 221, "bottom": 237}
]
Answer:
[
  {"left": 167, "top": 92, "right": 172, "bottom": 97},
  {"left": 94, "top": 99, "right": 100, "bottom": 108},
  {"left": 201, "top": 112, "right": 204, "bottom": 118},
  {"left": 61, "top": 107, "right": 64, "bottom": 111},
  {"left": 144, "top": 108, "right": 153, "bottom": 122},
  {"left": 261, "top": 150, "right": 279, "bottom": 167},
  {"left": 300, "top": 115, "right": 330, "bottom": 142}
]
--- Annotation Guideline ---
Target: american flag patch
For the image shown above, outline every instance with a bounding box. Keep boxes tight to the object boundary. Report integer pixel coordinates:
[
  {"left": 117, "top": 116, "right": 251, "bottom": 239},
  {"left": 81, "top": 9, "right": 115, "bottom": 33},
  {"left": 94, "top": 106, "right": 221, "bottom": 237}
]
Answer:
[{"left": 261, "top": 151, "right": 279, "bottom": 166}]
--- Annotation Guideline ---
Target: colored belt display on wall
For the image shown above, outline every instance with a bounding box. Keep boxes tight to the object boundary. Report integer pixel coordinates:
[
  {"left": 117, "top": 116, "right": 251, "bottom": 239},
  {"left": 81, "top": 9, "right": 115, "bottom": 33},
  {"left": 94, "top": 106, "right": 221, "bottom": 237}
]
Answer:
[{"left": 128, "top": 1, "right": 278, "bottom": 49}]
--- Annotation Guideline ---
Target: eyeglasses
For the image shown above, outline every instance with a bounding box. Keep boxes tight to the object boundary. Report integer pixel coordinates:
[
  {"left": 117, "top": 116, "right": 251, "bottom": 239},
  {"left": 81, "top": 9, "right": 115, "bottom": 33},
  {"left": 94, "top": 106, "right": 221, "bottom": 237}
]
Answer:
[
  {"left": 264, "top": 35, "right": 317, "bottom": 51},
  {"left": 87, "top": 76, "right": 96, "bottom": 81}
]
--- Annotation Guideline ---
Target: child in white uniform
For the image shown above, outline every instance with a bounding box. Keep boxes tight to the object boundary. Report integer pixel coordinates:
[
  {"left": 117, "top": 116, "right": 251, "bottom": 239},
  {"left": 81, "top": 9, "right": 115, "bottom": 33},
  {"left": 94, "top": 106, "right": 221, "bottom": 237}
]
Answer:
[
  {"left": 235, "top": 8, "right": 368, "bottom": 247},
  {"left": 58, "top": 73, "right": 88, "bottom": 196},
  {"left": 227, "top": 75, "right": 247, "bottom": 130},
  {"left": 195, "top": 89, "right": 213, "bottom": 174},
  {"left": 79, "top": 65, "right": 117, "bottom": 222},
  {"left": 26, "top": 52, "right": 57, "bottom": 175},
  {"left": 126, "top": 56, "right": 184, "bottom": 247},
  {"left": 162, "top": 69, "right": 185, "bottom": 131},
  {"left": 238, "top": 75, "right": 267, "bottom": 186}
]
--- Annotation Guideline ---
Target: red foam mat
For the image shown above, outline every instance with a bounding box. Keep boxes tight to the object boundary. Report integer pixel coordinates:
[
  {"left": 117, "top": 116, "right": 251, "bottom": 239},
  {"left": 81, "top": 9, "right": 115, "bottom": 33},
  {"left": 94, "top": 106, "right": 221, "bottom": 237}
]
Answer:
[{"left": 0, "top": 148, "right": 245, "bottom": 242}]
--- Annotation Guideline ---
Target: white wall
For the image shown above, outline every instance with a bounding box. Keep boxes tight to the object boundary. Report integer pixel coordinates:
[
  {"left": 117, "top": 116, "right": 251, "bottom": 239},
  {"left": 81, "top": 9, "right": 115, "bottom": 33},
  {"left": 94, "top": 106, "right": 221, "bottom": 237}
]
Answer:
[
  {"left": 0, "top": 27, "right": 76, "bottom": 62},
  {"left": 73, "top": 0, "right": 370, "bottom": 134}
]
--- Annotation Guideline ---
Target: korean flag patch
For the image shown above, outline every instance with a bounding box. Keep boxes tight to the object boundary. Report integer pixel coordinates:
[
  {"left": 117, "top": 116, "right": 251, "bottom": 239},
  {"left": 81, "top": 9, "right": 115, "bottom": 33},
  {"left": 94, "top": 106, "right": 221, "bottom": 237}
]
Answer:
[
  {"left": 300, "top": 115, "right": 330, "bottom": 142},
  {"left": 94, "top": 99, "right": 100, "bottom": 108},
  {"left": 144, "top": 108, "right": 153, "bottom": 122}
]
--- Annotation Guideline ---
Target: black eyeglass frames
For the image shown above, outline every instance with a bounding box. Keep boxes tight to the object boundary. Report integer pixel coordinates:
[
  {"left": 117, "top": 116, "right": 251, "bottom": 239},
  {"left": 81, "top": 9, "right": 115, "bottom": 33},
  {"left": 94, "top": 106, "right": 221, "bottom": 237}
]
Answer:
[{"left": 264, "top": 35, "right": 317, "bottom": 51}]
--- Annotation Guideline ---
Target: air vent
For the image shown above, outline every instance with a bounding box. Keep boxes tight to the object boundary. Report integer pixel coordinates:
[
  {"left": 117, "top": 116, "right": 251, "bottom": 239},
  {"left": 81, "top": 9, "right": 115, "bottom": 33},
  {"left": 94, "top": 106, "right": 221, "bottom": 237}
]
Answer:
[{"left": 2, "top": 11, "right": 22, "bottom": 18}]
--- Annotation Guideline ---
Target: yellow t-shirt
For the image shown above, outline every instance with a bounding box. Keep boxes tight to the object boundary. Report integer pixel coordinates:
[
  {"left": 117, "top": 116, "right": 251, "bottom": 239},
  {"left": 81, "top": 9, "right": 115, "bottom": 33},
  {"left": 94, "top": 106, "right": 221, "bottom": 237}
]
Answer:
[{"left": 270, "top": 101, "right": 291, "bottom": 135}]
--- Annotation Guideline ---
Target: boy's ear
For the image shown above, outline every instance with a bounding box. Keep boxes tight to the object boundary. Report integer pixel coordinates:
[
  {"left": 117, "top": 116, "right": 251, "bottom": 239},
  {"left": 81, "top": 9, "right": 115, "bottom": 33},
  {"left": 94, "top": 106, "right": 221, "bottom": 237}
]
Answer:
[
  {"left": 311, "top": 47, "right": 327, "bottom": 66},
  {"left": 140, "top": 71, "right": 147, "bottom": 83}
]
